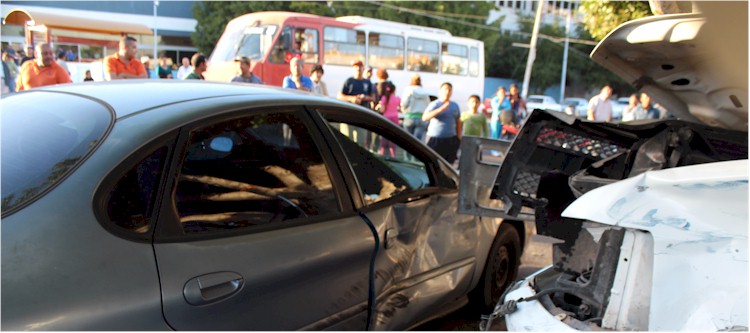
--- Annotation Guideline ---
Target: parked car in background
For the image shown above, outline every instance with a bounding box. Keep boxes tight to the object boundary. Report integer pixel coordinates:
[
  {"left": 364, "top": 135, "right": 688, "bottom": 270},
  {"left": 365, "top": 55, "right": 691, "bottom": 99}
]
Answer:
[
  {"left": 561, "top": 97, "right": 589, "bottom": 117},
  {"left": 526, "top": 95, "right": 561, "bottom": 113},
  {"left": 612, "top": 96, "right": 630, "bottom": 120},
  {"left": 1, "top": 81, "right": 527, "bottom": 330},
  {"left": 462, "top": 2, "right": 748, "bottom": 331}
]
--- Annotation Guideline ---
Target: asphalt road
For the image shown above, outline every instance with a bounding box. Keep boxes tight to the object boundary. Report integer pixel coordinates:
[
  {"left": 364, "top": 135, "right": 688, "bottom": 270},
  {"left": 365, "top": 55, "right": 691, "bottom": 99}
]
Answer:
[{"left": 412, "top": 232, "right": 556, "bottom": 331}]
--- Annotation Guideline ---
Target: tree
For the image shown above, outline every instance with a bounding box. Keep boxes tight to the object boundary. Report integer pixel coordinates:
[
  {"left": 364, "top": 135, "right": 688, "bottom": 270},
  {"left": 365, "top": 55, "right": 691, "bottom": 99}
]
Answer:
[
  {"left": 578, "top": 0, "right": 652, "bottom": 41},
  {"left": 192, "top": 2, "right": 294, "bottom": 56}
]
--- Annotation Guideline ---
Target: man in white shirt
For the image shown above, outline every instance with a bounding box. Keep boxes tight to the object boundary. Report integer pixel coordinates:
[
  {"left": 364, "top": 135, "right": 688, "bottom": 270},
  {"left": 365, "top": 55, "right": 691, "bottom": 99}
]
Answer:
[
  {"left": 176, "top": 57, "right": 192, "bottom": 80},
  {"left": 587, "top": 85, "right": 613, "bottom": 122}
]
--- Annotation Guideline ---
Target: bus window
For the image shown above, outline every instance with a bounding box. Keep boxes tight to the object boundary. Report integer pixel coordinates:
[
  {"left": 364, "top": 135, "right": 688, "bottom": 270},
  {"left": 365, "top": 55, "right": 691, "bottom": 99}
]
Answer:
[
  {"left": 469, "top": 47, "right": 480, "bottom": 77},
  {"left": 407, "top": 38, "right": 439, "bottom": 73},
  {"left": 297, "top": 28, "right": 319, "bottom": 64},
  {"left": 324, "top": 26, "right": 365, "bottom": 66},
  {"left": 368, "top": 33, "right": 404, "bottom": 70},
  {"left": 441, "top": 43, "right": 468, "bottom": 75},
  {"left": 270, "top": 26, "right": 319, "bottom": 64},
  {"left": 236, "top": 25, "right": 278, "bottom": 61}
]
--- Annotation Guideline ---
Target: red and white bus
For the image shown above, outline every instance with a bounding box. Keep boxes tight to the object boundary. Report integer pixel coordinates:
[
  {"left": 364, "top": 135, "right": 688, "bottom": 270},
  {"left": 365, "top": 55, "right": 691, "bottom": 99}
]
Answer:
[{"left": 204, "top": 11, "right": 484, "bottom": 109}]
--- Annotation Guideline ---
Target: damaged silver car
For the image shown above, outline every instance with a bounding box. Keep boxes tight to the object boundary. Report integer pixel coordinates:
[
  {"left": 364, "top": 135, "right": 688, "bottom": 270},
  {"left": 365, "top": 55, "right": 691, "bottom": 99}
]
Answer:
[
  {"left": 2, "top": 80, "right": 526, "bottom": 330},
  {"left": 461, "top": 2, "right": 748, "bottom": 331}
]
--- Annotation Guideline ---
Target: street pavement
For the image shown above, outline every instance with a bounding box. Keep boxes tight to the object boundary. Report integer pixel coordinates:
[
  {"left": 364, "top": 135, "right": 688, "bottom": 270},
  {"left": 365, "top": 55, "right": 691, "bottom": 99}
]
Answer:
[{"left": 412, "top": 232, "right": 556, "bottom": 331}]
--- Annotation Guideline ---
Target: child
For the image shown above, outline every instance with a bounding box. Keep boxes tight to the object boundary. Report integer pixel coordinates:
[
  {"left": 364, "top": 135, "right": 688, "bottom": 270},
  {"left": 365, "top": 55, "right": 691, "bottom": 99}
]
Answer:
[
  {"left": 376, "top": 81, "right": 400, "bottom": 157},
  {"left": 489, "top": 86, "right": 511, "bottom": 139},
  {"left": 460, "top": 95, "right": 489, "bottom": 137},
  {"left": 499, "top": 109, "right": 519, "bottom": 140}
]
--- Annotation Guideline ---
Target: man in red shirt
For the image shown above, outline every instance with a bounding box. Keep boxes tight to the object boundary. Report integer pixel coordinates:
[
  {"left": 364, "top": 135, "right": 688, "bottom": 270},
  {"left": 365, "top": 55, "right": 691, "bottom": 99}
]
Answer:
[
  {"left": 16, "top": 43, "right": 72, "bottom": 91},
  {"left": 104, "top": 36, "right": 147, "bottom": 80}
]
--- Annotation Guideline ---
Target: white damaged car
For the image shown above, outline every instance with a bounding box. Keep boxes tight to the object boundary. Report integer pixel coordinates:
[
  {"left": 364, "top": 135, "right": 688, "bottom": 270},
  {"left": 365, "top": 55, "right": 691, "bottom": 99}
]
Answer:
[{"left": 459, "top": 2, "right": 748, "bottom": 331}]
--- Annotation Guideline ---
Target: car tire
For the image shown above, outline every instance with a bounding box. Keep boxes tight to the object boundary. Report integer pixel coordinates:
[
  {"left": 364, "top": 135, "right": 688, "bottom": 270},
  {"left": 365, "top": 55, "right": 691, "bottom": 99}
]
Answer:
[{"left": 469, "top": 223, "right": 522, "bottom": 312}]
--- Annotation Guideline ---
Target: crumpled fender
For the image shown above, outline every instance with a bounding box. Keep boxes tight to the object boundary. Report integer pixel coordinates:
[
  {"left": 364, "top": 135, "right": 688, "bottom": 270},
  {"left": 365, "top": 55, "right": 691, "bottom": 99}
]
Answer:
[
  {"left": 561, "top": 159, "right": 748, "bottom": 330},
  {"left": 563, "top": 159, "right": 748, "bottom": 239}
]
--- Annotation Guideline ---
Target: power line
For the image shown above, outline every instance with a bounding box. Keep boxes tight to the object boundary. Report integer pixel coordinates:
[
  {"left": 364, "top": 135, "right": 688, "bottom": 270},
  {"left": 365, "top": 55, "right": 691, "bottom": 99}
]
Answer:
[{"left": 339, "top": 1, "right": 599, "bottom": 46}]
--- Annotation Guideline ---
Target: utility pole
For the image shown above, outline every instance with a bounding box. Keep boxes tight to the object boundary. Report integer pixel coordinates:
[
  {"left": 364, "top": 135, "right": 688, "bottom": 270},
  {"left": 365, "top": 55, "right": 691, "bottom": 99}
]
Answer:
[
  {"left": 559, "top": 10, "right": 571, "bottom": 105},
  {"left": 153, "top": 0, "right": 159, "bottom": 70},
  {"left": 521, "top": 0, "right": 544, "bottom": 100}
]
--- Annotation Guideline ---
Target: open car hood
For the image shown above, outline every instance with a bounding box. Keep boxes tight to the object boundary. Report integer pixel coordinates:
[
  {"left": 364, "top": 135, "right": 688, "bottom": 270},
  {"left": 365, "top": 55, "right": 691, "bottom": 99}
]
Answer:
[
  {"left": 460, "top": 4, "right": 749, "bottom": 331},
  {"left": 590, "top": 1, "right": 747, "bottom": 131}
]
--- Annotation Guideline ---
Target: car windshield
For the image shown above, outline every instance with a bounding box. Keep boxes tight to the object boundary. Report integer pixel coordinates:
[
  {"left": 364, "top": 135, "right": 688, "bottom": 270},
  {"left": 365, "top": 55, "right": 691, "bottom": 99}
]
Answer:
[
  {"left": 1, "top": 92, "right": 112, "bottom": 214},
  {"left": 211, "top": 24, "right": 278, "bottom": 62}
]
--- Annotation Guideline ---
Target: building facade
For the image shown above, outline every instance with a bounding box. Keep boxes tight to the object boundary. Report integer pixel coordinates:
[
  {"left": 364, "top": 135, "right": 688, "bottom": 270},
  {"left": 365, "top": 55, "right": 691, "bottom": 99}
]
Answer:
[
  {"left": 489, "top": 0, "right": 584, "bottom": 33},
  {"left": 1, "top": 1, "right": 197, "bottom": 81}
]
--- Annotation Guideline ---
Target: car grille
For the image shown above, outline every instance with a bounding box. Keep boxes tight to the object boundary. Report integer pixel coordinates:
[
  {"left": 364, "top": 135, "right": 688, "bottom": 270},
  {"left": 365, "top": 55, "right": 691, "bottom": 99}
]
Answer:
[
  {"left": 512, "top": 170, "right": 540, "bottom": 199},
  {"left": 535, "top": 127, "right": 624, "bottom": 159}
]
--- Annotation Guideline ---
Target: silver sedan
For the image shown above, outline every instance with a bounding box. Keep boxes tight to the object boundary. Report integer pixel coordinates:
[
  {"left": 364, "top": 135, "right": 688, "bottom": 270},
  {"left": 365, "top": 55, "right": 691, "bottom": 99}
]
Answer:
[{"left": 1, "top": 80, "right": 526, "bottom": 330}]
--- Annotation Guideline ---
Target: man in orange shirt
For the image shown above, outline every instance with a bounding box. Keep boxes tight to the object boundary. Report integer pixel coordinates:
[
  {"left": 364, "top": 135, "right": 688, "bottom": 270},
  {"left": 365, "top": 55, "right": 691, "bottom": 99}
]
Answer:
[
  {"left": 16, "top": 43, "right": 72, "bottom": 91},
  {"left": 104, "top": 36, "right": 147, "bottom": 80}
]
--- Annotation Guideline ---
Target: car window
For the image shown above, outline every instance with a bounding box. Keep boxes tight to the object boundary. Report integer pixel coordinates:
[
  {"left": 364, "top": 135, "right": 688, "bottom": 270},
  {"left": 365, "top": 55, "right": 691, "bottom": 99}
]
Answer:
[
  {"left": 173, "top": 111, "right": 341, "bottom": 234},
  {"left": 1, "top": 92, "right": 112, "bottom": 215},
  {"left": 105, "top": 146, "right": 168, "bottom": 235},
  {"left": 327, "top": 121, "right": 430, "bottom": 205}
]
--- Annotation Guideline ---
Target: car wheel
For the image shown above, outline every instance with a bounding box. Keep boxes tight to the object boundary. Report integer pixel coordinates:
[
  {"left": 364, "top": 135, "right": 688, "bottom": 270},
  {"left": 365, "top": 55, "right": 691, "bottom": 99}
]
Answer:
[{"left": 469, "top": 223, "right": 522, "bottom": 312}]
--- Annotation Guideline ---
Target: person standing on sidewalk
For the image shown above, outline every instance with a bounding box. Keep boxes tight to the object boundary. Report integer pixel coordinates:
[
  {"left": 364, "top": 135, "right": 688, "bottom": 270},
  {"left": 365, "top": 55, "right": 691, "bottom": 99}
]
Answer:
[
  {"left": 282, "top": 57, "right": 312, "bottom": 91},
  {"left": 587, "top": 85, "right": 613, "bottom": 122},
  {"left": 423, "top": 82, "right": 462, "bottom": 164},
  {"left": 400, "top": 74, "right": 431, "bottom": 141},
  {"left": 461, "top": 94, "right": 489, "bottom": 138},
  {"left": 309, "top": 64, "right": 328, "bottom": 96},
  {"left": 3, "top": 49, "right": 19, "bottom": 92},
  {"left": 231, "top": 56, "right": 264, "bottom": 84},
  {"left": 16, "top": 43, "right": 72, "bottom": 91},
  {"left": 104, "top": 36, "right": 147, "bottom": 80},
  {"left": 184, "top": 53, "right": 208, "bottom": 80},
  {"left": 489, "top": 86, "right": 511, "bottom": 139},
  {"left": 176, "top": 57, "right": 192, "bottom": 80}
]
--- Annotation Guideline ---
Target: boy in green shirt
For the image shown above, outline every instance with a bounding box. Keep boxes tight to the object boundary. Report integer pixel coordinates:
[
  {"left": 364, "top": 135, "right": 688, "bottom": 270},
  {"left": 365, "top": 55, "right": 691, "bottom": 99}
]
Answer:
[{"left": 460, "top": 95, "right": 489, "bottom": 137}]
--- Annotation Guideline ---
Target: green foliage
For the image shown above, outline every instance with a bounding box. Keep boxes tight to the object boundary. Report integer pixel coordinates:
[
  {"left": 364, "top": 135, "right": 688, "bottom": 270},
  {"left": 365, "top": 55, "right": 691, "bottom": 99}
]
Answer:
[
  {"left": 192, "top": 2, "right": 294, "bottom": 56},
  {"left": 505, "top": 4, "right": 641, "bottom": 96},
  {"left": 578, "top": 0, "right": 652, "bottom": 41}
]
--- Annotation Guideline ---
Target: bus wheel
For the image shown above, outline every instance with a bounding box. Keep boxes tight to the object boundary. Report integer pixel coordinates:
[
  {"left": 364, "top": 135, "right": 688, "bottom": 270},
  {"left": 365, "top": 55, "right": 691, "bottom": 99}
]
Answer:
[{"left": 469, "top": 223, "right": 521, "bottom": 312}]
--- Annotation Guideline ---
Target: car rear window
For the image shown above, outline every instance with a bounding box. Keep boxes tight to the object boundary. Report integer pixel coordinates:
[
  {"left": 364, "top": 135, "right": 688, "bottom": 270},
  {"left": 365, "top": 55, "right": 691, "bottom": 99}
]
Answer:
[{"left": 1, "top": 92, "right": 112, "bottom": 215}]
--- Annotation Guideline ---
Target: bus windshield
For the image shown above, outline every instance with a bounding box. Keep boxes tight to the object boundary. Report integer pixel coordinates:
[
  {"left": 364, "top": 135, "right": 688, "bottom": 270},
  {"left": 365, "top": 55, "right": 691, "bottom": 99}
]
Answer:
[{"left": 212, "top": 24, "right": 278, "bottom": 62}]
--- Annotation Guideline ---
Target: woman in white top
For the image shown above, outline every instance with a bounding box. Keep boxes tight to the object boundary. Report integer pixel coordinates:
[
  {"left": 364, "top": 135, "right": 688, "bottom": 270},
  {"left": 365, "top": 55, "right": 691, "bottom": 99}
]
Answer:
[
  {"left": 400, "top": 74, "right": 431, "bottom": 141},
  {"left": 310, "top": 64, "right": 328, "bottom": 97}
]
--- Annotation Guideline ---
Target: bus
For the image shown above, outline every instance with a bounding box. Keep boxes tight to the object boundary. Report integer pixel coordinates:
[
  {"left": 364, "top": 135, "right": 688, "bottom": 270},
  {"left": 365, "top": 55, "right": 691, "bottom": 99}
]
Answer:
[{"left": 204, "top": 11, "right": 484, "bottom": 110}]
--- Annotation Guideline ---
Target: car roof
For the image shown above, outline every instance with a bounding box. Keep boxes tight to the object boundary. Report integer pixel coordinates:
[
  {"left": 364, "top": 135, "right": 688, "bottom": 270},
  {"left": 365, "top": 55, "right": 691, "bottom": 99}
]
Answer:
[
  {"left": 26, "top": 80, "right": 341, "bottom": 119},
  {"left": 591, "top": 2, "right": 747, "bottom": 131}
]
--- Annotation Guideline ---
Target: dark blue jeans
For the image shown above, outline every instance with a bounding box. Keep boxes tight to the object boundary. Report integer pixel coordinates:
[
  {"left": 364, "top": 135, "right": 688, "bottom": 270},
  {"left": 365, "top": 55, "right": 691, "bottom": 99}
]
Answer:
[{"left": 426, "top": 135, "right": 460, "bottom": 164}]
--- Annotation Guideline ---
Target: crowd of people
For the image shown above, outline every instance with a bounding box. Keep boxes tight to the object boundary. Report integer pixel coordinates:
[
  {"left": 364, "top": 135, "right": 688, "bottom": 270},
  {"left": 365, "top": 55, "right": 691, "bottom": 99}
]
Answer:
[
  {"left": 583, "top": 84, "right": 667, "bottom": 122},
  {"left": 1, "top": 36, "right": 669, "bottom": 164}
]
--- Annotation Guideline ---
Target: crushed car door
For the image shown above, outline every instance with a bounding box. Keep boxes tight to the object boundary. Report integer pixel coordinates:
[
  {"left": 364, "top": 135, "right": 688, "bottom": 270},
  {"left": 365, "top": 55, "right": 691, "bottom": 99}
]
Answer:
[
  {"left": 457, "top": 135, "right": 533, "bottom": 221},
  {"left": 153, "top": 105, "right": 373, "bottom": 330},
  {"left": 316, "top": 107, "right": 479, "bottom": 330}
]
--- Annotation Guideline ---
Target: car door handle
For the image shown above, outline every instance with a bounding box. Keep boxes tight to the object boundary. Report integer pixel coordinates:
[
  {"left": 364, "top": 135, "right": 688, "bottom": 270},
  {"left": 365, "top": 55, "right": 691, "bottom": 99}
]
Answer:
[{"left": 183, "top": 271, "right": 244, "bottom": 306}]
